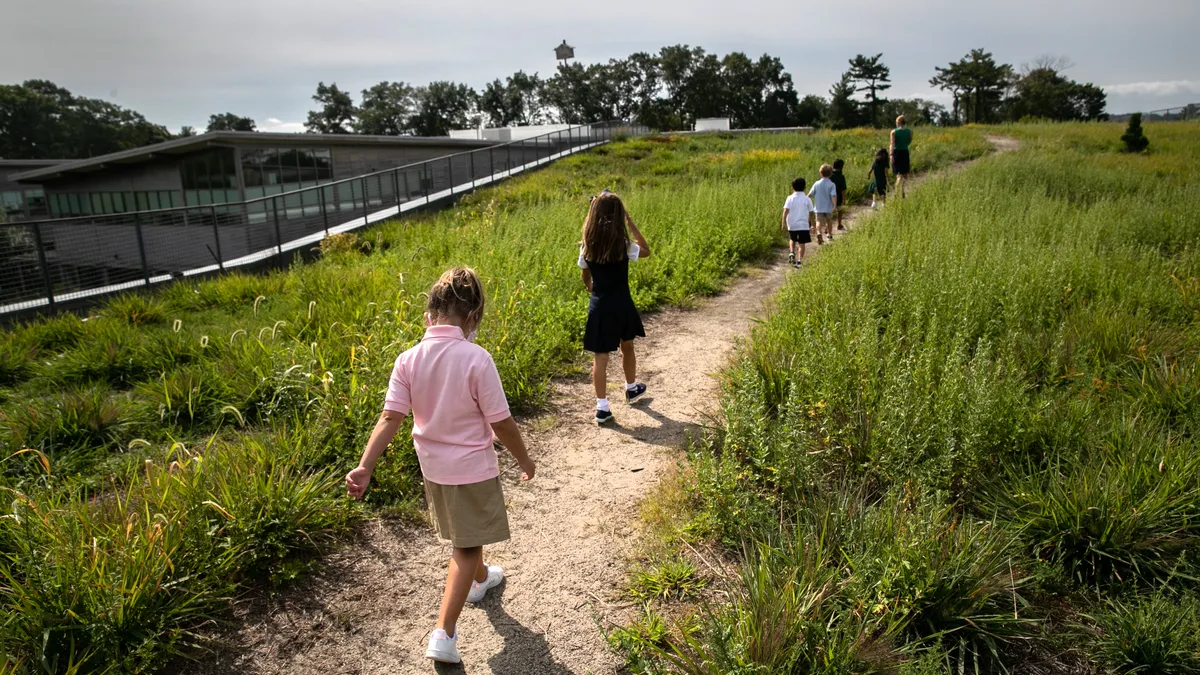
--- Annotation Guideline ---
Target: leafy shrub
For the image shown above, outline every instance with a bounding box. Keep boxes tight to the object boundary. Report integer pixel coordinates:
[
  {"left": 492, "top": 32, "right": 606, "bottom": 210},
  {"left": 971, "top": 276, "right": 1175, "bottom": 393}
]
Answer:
[
  {"left": 136, "top": 365, "right": 237, "bottom": 431},
  {"left": 318, "top": 232, "right": 372, "bottom": 257},
  {"left": 1, "top": 387, "right": 134, "bottom": 476},
  {"left": 1121, "top": 113, "right": 1150, "bottom": 153},
  {"left": 14, "top": 314, "right": 85, "bottom": 353},
  {"left": 989, "top": 434, "right": 1200, "bottom": 586},
  {"left": 0, "top": 336, "right": 35, "bottom": 387},
  {"left": 0, "top": 427, "right": 358, "bottom": 669},
  {"left": 628, "top": 557, "right": 706, "bottom": 602},
  {"left": 1080, "top": 590, "right": 1200, "bottom": 674},
  {"left": 104, "top": 293, "right": 166, "bottom": 325}
]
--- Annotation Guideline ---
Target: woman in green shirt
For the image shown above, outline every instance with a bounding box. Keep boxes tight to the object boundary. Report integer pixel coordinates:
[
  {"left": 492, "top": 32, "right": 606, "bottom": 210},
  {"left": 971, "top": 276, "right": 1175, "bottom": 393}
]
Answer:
[{"left": 890, "top": 115, "right": 913, "bottom": 199}]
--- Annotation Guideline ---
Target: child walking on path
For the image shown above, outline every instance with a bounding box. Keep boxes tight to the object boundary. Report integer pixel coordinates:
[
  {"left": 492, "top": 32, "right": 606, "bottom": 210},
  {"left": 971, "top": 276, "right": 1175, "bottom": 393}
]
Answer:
[
  {"left": 782, "top": 177, "right": 815, "bottom": 268},
  {"left": 831, "top": 159, "right": 848, "bottom": 231},
  {"left": 345, "top": 268, "right": 535, "bottom": 666},
  {"left": 868, "top": 148, "right": 889, "bottom": 208},
  {"left": 809, "top": 164, "right": 838, "bottom": 244},
  {"left": 579, "top": 190, "right": 651, "bottom": 425}
]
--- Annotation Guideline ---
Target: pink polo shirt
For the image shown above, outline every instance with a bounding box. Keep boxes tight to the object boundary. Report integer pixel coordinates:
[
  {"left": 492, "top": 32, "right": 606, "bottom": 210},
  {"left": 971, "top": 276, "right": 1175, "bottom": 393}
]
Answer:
[{"left": 383, "top": 325, "right": 511, "bottom": 485}]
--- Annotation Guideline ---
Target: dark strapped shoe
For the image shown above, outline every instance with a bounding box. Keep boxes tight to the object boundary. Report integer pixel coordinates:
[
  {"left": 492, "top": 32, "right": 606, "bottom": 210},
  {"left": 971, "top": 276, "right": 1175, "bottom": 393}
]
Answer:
[
  {"left": 625, "top": 383, "right": 647, "bottom": 404},
  {"left": 595, "top": 409, "right": 614, "bottom": 425}
]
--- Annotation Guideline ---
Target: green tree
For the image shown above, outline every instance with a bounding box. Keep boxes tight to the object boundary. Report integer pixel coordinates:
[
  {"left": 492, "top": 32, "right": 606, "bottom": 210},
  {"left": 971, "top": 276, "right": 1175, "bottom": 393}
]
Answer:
[
  {"left": 931, "top": 49, "right": 1012, "bottom": 124},
  {"left": 1121, "top": 113, "right": 1149, "bottom": 152},
  {"left": 1007, "top": 63, "right": 1107, "bottom": 121},
  {"left": 409, "top": 82, "right": 478, "bottom": 136},
  {"left": 205, "top": 113, "right": 256, "bottom": 132},
  {"left": 479, "top": 72, "right": 545, "bottom": 127},
  {"left": 304, "top": 82, "right": 356, "bottom": 134},
  {"left": 826, "top": 73, "right": 861, "bottom": 130},
  {"left": 0, "top": 80, "right": 170, "bottom": 159},
  {"left": 847, "top": 53, "right": 891, "bottom": 127},
  {"left": 543, "top": 62, "right": 613, "bottom": 124},
  {"left": 355, "top": 81, "right": 415, "bottom": 135},
  {"left": 880, "top": 98, "right": 947, "bottom": 126},
  {"left": 177, "top": 126, "right": 198, "bottom": 137},
  {"left": 795, "top": 95, "right": 828, "bottom": 127}
]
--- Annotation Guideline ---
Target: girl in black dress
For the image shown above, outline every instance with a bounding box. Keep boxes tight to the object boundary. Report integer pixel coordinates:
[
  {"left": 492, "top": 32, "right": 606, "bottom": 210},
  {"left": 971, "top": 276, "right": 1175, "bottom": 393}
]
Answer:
[{"left": 578, "top": 191, "right": 651, "bottom": 425}]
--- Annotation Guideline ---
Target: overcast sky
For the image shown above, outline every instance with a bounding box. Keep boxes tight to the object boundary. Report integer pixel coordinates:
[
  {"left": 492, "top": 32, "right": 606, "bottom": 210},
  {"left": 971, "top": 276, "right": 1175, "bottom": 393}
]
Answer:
[{"left": 3, "top": 0, "right": 1196, "bottom": 132}]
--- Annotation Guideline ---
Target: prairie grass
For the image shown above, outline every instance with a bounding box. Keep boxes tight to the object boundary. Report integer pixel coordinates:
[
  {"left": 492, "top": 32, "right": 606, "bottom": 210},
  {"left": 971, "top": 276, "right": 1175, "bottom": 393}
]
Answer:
[
  {"left": 0, "top": 129, "right": 990, "bottom": 672},
  {"left": 639, "top": 122, "right": 1200, "bottom": 672}
]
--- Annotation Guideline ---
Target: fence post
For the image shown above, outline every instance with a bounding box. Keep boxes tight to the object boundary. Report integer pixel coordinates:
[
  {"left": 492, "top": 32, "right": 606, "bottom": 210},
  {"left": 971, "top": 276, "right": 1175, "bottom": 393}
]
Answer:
[
  {"left": 507, "top": 142, "right": 512, "bottom": 175},
  {"left": 448, "top": 156, "right": 456, "bottom": 196},
  {"left": 392, "top": 170, "right": 401, "bottom": 208},
  {"left": 210, "top": 205, "right": 224, "bottom": 271},
  {"left": 361, "top": 177, "right": 369, "bottom": 227},
  {"left": 31, "top": 222, "right": 55, "bottom": 312},
  {"left": 403, "top": 170, "right": 410, "bottom": 201},
  {"left": 319, "top": 189, "right": 329, "bottom": 237},
  {"left": 489, "top": 146, "right": 494, "bottom": 181},
  {"left": 469, "top": 151, "right": 476, "bottom": 189},
  {"left": 133, "top": 212, "right": 151, "bottom": 285},
  {"left": 272, "top": 198, "right": 284, "bottom": 264}
]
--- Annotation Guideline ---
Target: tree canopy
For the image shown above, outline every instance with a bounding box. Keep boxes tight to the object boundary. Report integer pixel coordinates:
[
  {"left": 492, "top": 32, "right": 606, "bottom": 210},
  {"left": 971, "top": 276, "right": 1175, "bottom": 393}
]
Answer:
[
  {"left": 0, "top": 80, "right": 171, "bottom": 159},
  {"left": 847, "top": 54, "right": 892, "bottom": 127},
  {"left": 304, "top": 82, "right": 356, "bottom": 134},
  {"left": 205, "top": 113, "right": 256, "bottom": 132}
]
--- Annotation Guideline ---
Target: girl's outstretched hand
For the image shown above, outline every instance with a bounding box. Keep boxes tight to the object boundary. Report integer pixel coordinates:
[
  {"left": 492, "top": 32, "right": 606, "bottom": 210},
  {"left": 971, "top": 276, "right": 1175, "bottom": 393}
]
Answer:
[{"left": 346, "top": 465, "right": 373, "bottom": 499}]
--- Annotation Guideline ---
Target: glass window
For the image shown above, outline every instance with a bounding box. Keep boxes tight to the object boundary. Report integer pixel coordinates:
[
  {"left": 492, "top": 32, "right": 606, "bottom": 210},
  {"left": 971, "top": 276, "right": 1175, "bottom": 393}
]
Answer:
[
  {"left": 168, "top": 191, "right": 183, "bottom": 208},
  {"left": 241, "top": 149, "right": 264, "bottom": 188},
  {"left": 145, "top": 192, "right": 158, "bottom": 210},
  {"left": 100, "top": 193, "right": 113, "bottom": 214},
  {"left": 314, "top": 149, "right": 333, "bottom": 180},
  {"left": 91, "top": 193, "right": 103, "bottom": 214}
]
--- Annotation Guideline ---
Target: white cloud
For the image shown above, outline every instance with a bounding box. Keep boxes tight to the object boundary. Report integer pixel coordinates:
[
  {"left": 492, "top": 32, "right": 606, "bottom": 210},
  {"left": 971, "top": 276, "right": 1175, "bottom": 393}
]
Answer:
[
  {"left": 1102, "top": 80, "right": 1200, "bottom": 97},
  {"left": 259, "top": 118, "right": 307, "bottom": 134}
]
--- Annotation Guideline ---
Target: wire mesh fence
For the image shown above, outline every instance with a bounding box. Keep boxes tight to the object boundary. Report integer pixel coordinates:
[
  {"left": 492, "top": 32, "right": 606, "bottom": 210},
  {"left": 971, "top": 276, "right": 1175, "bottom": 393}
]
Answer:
[{"left": 0, "top": 121, "right": 649, "bottom": 316}]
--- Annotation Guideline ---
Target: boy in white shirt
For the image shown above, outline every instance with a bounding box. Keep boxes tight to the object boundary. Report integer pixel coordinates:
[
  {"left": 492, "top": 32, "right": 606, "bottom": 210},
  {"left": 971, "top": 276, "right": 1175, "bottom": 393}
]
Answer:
[
  {"left": 808, "top": 164, "right": 838, "bottom": 245},
  {"left": 782, "top": 177, "right": 815, "bottom": 267}
]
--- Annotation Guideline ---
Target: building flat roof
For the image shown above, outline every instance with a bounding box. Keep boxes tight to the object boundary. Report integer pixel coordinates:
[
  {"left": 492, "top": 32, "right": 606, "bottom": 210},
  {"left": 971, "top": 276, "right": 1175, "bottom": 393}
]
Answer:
[
  {"left": 11, "top": 131, "right": 500, "bottom": 183},
  {"left": 1, "top": 159, "right": 68, "bottom": 169}
]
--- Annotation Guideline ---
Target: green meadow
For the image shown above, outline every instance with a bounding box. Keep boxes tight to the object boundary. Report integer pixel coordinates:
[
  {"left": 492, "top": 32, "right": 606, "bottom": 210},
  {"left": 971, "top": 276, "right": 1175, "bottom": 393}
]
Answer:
[
  {"left": 0, "top": 129, "right": 990, "bottom": 672},
  {"left": 615, "top": 122, "right": 1200, "bottom": 674}
]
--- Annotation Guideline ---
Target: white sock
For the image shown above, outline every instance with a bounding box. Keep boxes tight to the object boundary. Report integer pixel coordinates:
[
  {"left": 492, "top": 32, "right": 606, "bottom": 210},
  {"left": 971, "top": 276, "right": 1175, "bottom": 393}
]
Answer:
[
  {"left": 596, "top": 398, "right": 610, "bottom": 412},
  {"left": 625, "top": 382, "right": 638, "bottom": 391}
]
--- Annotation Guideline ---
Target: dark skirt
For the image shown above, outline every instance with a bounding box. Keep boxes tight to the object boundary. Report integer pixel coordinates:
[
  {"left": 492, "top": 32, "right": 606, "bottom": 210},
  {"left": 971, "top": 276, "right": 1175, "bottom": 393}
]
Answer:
[
  {"left": 584, "top": 296, "right": 645, "bottom": 353},
  {"left": 893, "top": 148, "right": 911, "bottom": 175}
]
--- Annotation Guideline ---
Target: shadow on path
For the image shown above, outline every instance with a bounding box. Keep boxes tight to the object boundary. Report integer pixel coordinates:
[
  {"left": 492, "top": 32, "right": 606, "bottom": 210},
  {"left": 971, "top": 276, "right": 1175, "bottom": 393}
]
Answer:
[
  {"left": 432, "top": 582, "right": 576, "bottom": 675},
  {"left": 600, "top": 398, "right": 702, "bottom": 449}
]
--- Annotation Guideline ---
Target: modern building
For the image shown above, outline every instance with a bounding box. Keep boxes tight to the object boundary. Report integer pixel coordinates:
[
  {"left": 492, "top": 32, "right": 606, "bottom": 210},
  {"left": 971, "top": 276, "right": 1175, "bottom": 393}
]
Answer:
[
  {"left": 1, "top": 160, "right": 65, "bottom": 220},
  {"left": 10, "top": 131, "right": 507, "bottom": 219},
  {"left": 2, "top": 128, "right": 602, "bottom": 314}
]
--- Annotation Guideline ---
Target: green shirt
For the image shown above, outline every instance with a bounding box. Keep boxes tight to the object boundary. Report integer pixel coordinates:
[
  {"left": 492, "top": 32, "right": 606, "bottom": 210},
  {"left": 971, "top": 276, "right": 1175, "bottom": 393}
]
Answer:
[{"left": 893, "top": 127, "right": 912, "bottom": 151}]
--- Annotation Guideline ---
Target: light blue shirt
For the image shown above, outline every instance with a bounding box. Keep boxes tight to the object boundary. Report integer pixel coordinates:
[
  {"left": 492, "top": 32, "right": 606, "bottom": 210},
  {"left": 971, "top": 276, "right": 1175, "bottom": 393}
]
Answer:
[{"left": 809, "top": 178, "right": 838, "bottom": 214}]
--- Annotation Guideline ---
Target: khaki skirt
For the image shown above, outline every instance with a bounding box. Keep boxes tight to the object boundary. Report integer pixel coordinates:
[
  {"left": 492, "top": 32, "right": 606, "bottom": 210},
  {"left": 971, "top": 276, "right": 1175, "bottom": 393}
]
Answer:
[{"left": 424, "top": 476, "right": 511, "bottom": 548}]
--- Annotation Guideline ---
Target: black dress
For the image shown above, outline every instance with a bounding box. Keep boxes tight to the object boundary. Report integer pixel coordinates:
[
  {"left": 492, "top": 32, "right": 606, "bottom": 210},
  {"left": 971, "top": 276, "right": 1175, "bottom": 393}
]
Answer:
[{"left": 583, "top": 253, "right": 645, "bottom": 353}]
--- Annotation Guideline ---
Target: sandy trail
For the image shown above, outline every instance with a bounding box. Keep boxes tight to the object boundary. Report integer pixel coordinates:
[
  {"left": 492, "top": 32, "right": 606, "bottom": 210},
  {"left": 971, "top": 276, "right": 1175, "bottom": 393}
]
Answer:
[{"left": 189, "top": 137, "right": 1016, "bottom": 675}]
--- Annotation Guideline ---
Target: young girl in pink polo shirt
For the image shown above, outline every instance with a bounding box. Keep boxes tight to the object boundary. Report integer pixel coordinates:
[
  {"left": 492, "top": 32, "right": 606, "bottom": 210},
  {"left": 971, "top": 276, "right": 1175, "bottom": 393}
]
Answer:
[{"left": 346, "top": 267, "right": 535, "bottom": 665}]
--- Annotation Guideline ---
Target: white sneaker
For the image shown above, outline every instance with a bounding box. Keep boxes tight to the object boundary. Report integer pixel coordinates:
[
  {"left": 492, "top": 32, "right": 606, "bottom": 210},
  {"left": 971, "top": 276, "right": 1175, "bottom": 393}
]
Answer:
[
  {"left": 870, "top": 201, "right": 876, "bottom": 209},
  {"left": 426, "top": 628, "right": 461, "bottom": 663},
  {"left": 466, "top": 564, "right": 504, "bottom": 603}
]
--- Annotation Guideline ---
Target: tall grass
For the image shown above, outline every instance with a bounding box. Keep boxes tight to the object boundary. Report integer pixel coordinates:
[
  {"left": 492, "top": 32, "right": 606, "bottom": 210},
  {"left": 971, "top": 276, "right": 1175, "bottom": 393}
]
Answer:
[
  {"left": 656, "top": 122, "right": 1200, "bottom": 671},
  {"left": 0, "top": 129, "right": 991, "bottom": 672}
]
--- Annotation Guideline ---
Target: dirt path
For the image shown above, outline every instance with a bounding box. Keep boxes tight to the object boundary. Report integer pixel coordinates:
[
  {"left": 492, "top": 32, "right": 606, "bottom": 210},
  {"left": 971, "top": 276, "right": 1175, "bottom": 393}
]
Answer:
[{"left": 190, "top": 138, "right": 1017, "bottom": 675}]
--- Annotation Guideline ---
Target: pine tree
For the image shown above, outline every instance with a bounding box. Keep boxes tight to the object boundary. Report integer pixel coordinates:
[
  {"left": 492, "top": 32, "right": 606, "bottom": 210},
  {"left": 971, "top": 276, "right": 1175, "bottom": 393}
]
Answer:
[{"left": 1121, "top": 113, "right": 1149, "bottom": 153}]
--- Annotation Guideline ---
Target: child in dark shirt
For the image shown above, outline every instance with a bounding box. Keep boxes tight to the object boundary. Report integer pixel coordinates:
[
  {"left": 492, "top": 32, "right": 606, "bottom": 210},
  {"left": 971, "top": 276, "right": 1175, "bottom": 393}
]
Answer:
[{"left": 830, "top": 159, "right": 847, "bottom": 230}]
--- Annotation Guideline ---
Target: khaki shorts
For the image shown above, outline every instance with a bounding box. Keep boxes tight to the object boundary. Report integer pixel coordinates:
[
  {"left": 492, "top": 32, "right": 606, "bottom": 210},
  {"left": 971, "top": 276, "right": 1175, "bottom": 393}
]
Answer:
[
  {"left": 816, "top": 212, "right": 834, "bottom": 226},
  {"left": 424, "top": 476, "right": 511, "bottom": 548}
]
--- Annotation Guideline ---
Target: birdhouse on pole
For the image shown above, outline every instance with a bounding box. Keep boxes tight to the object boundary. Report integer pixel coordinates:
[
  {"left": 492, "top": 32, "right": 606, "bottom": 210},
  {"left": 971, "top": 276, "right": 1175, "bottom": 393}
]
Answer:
[{"left": 555, "top": 40, "right": 575, "bottom": 63}]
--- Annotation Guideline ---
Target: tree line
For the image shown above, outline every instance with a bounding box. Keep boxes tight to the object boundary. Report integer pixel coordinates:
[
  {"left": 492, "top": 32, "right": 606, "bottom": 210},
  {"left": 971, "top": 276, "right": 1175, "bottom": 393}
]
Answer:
[{"left": 0, "top": 47, "right": 1109, "bottom": 160}]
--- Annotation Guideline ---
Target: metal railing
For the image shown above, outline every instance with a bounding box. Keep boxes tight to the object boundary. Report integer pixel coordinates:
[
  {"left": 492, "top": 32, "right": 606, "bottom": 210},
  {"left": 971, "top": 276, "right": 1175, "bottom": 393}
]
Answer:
[
  {"left": 1111, "top": 103, "right": 1200, "bottom": 123},
  {"left": 0, "top": 121, "right": 649, "bottom": 316}
]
